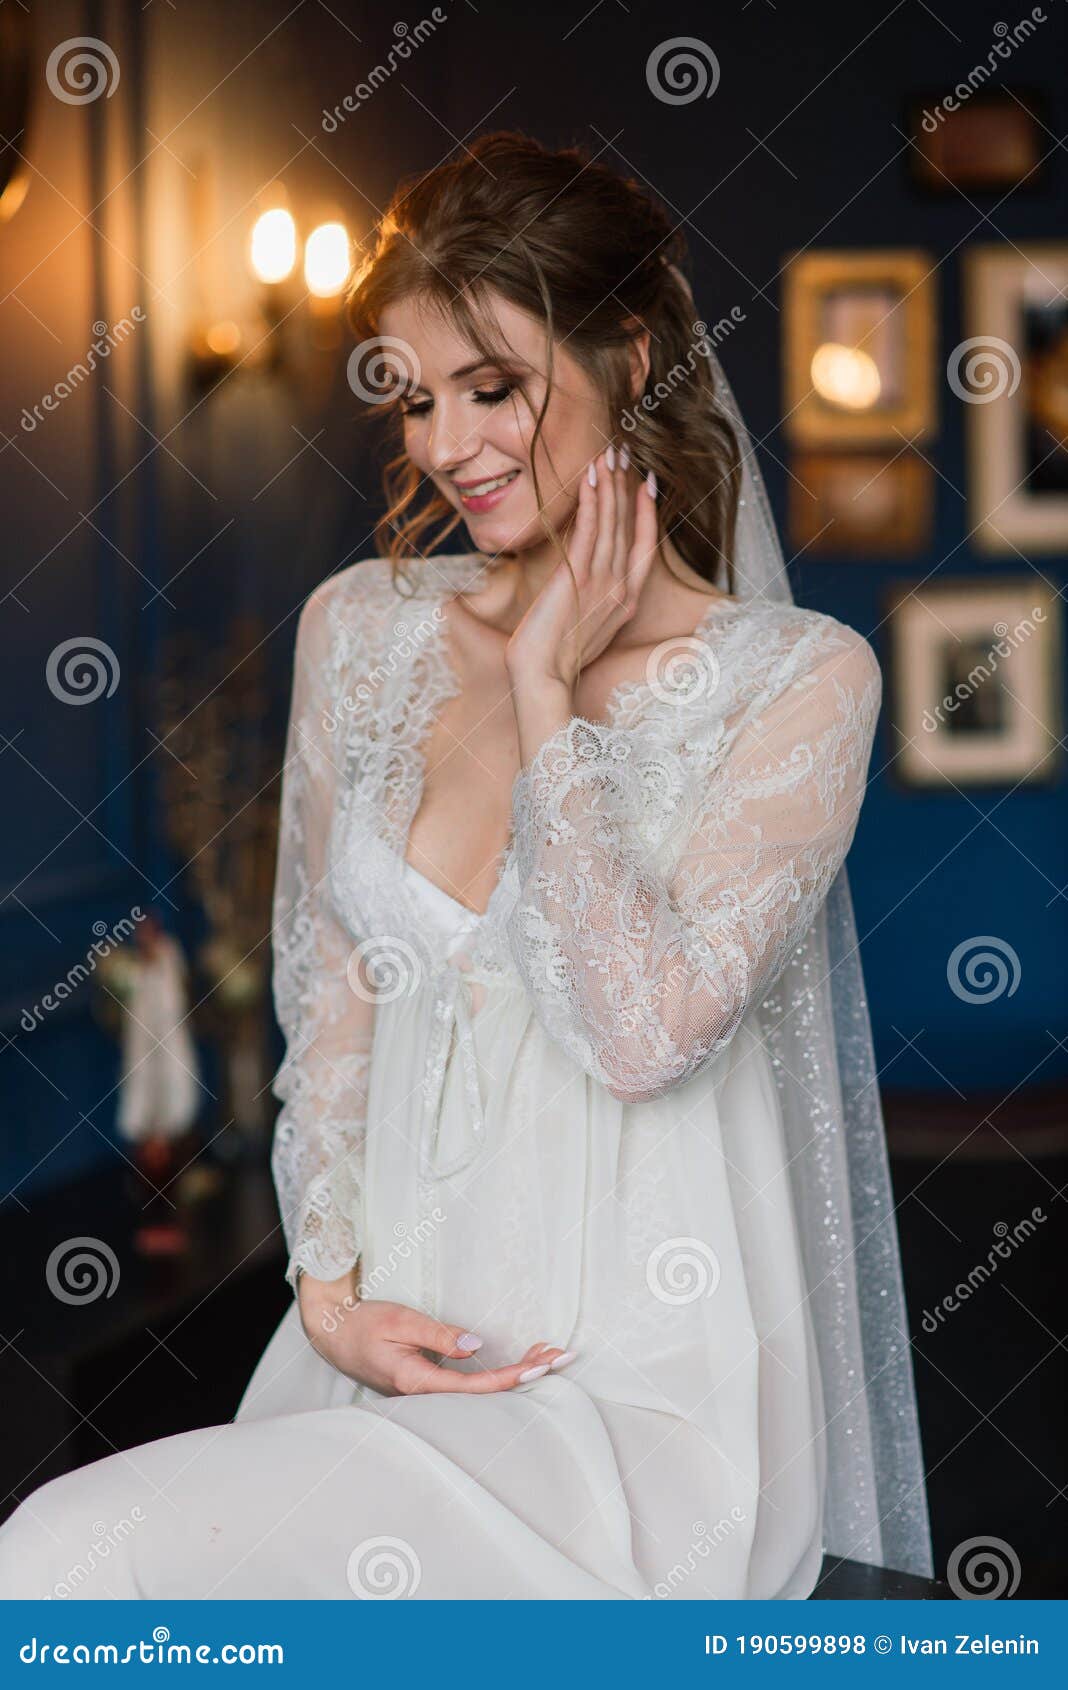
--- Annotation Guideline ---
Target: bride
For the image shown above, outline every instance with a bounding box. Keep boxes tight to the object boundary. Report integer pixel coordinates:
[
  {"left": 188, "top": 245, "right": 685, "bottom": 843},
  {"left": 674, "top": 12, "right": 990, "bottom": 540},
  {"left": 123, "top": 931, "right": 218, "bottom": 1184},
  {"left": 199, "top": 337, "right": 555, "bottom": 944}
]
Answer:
[{"left": 0, "top": 131, "right": 931, "bottom": 1600}]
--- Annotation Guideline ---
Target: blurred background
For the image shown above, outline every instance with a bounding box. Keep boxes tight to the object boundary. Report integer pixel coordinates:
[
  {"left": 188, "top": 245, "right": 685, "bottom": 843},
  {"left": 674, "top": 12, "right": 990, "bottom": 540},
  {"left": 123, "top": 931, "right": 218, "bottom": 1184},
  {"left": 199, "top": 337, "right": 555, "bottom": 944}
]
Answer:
[{"left": 0, "top": 0, "right": 1064, "bottom": 1597}]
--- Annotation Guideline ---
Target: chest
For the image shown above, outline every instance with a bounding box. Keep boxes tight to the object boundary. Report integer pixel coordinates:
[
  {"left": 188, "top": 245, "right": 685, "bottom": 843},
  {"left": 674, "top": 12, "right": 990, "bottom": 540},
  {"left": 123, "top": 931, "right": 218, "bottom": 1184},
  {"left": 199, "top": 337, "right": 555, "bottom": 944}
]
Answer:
[{"left": 406, "top": 635, "right": 650, "bottom": 912}]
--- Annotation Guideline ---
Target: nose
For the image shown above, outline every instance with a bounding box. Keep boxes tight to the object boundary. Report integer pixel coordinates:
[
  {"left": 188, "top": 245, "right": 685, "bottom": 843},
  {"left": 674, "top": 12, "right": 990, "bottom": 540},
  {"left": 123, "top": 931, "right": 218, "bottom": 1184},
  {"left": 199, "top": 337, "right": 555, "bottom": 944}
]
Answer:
[{"left": 425, "top": 396, "right": 481, "bottom": 475}]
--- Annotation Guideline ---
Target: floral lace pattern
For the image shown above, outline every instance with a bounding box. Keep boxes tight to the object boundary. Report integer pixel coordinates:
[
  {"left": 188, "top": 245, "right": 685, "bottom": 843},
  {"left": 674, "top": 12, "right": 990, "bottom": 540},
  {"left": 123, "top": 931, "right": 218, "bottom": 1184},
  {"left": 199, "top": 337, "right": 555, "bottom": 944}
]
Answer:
[
  {"left": 270, "top": 553, "right": 880, "bottom": 1279},
  {"left": 506, "top": 621, "right": 881, "bottom": 1105}
]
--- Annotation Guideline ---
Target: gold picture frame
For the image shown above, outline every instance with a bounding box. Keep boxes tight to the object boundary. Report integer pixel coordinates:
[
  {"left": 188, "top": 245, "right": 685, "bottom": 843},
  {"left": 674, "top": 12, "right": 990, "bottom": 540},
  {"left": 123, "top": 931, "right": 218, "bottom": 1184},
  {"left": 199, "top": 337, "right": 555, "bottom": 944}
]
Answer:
[
  {"left": 790, "top": 452, "right": 933, "bottom": 555},
  {"left": 783, "top": 249, "right": 937, "bottom": 447}
]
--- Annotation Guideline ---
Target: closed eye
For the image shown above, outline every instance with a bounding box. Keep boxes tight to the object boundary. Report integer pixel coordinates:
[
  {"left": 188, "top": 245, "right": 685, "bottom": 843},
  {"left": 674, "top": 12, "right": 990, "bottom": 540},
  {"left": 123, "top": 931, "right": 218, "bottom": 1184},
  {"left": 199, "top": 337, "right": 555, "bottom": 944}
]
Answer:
[{"left": 399, "top": 381, "right": 515, "bottom": 418}]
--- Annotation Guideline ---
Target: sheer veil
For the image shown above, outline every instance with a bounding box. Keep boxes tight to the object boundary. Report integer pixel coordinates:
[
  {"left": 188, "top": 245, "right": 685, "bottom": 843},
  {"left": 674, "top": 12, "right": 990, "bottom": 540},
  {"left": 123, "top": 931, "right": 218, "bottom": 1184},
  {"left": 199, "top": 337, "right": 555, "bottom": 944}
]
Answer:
[{"left": 692, "top": 314, "right": 933, "bottom": 1579}]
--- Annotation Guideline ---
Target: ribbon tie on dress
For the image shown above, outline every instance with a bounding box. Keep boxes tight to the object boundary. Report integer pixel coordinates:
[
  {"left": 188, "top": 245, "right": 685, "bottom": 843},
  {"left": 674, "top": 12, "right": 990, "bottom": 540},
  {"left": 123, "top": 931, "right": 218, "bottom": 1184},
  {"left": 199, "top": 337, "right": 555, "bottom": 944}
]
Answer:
[{"left": 419, "top": 966, "right": 487, "bottom": 1182}]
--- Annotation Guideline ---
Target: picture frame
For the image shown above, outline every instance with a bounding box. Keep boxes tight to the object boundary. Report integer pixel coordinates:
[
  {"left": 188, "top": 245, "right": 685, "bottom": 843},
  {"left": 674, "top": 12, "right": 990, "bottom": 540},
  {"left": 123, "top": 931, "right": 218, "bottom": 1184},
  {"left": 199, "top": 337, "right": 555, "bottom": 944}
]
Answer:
[
  {"left": 783, "top": 249, "right": 937, "bottom": 447},
  {"left": 885, "top": 576, "right": 1062, "bottom": 788},
  {"left": 905, "top": 89, "right": 1046, "bottom": 195},
  {"left": 789, "top": 452, "right": 933, "bottom": 555},
  {"left": 963, "top": 243, "right": 1068, "bottom": 553}
]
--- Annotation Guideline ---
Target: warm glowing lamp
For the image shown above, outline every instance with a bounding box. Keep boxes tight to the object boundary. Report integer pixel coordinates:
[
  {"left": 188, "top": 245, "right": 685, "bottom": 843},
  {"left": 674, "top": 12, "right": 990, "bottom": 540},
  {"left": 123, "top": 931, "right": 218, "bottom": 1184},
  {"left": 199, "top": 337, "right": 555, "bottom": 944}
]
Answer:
[
  {"left": 250, "top": 207, "right": 297, "bottom": 285},
  {"left": 304, "top": 221, "right": 352, "bottom": 298},
  {"left": 810, "top": 342, "right": 882, "bottom": 411}
]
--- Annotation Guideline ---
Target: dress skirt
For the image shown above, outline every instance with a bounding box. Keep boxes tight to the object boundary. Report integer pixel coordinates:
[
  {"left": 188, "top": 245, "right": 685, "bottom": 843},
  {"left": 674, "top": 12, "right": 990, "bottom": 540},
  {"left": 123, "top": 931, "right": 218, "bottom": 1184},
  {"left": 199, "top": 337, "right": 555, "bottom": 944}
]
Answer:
[{"left": 0, "top": 930, "right": 826, "bottom": 1600}]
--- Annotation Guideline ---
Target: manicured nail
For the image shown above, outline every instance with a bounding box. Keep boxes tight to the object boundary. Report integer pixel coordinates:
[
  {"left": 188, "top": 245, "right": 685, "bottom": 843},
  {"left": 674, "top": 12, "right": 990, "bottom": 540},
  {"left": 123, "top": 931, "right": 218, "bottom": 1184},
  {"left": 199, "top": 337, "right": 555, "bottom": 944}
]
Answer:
[
  {"left": 456, "top": 1332, "right": 482, "bottom": 1352},
  {"left": 606, "top": 443, "right": 616, "bottom": 471},
  {"left": 645, "top": 469, "right": 657, "bottom": 499},
  {"left": 619, "top": 444, "right": 630, "bottom": 472},
  {"left": 549, "top": 1350, "right": 576, "bottom": 1370},
  {"left": 587, "top": 460, "right": 597, "bottom": 488},
  {"left": 518, "top": 1363, "right": 550, "bottom": 1383}
]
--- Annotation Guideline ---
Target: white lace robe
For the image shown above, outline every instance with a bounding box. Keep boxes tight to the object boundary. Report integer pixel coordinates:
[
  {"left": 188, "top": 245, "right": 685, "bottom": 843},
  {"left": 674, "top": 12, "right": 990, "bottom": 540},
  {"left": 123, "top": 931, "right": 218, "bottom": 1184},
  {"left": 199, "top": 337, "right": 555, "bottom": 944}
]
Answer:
[
  {"left": 0, "top": 552, "right": 902, "bottom": 1601},
  {"left": 271, "top": 551, "right": 881, "bottom": 1281},
  {"left": 258, "top": 551, "right": 882, "bottom": 1598}
]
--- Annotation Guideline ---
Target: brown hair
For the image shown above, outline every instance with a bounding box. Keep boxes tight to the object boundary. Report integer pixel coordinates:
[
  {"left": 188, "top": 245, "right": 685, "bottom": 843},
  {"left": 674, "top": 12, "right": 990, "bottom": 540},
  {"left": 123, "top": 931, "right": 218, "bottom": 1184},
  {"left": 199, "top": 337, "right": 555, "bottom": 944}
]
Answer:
[{"left": 345, "top": 129, "right": 742, "bottom": 606}]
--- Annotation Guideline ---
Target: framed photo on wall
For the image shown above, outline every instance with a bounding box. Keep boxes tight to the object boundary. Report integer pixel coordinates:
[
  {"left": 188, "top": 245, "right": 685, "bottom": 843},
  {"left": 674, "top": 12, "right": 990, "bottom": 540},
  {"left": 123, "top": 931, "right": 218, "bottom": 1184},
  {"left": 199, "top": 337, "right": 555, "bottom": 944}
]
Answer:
[
  {"left": 885, "top": 576, "right": 1062, "bottom": 788},
  {"left": 783, "top": 249, "right": 937, "bottom": 447},
  {"left": 905, "top": 89, "right": 1046, "bottom": 195},
  {"left": 963, "top": 244, "right": 1068, "bottom": 553},
  {"left": 790, "top": 452, "right": 933, "bottom": 555}
]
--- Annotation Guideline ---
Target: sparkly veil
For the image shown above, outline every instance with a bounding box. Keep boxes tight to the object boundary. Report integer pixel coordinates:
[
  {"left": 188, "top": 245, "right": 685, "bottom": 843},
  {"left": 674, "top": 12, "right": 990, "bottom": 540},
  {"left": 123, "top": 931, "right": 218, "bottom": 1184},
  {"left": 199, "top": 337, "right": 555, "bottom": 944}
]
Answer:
[{"left": 701, "top": 338, "right": 933, "bottom": 1579}]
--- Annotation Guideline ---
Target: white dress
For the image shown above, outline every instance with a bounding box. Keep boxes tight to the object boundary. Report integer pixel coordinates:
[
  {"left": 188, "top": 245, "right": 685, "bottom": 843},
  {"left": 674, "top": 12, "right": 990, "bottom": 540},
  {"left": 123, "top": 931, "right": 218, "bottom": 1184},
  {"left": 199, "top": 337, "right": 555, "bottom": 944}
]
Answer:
[{"left": 0, "top": 552, "right": 886, "bottom": 1601}]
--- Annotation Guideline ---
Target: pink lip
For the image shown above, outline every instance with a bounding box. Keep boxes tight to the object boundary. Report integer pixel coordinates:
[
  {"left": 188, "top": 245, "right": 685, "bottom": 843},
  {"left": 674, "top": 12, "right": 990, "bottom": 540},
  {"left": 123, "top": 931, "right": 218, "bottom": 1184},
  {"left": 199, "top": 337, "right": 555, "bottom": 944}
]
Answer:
[{"left": 451, "top": 469, "right": 520, "bottom": 513}]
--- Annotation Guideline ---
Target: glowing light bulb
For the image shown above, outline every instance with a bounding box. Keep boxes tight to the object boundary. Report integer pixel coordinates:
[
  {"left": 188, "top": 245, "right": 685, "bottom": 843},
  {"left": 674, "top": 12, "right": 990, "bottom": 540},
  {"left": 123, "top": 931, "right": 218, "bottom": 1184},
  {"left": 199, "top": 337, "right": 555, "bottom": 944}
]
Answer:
[
  {"left": 304, "top": 222, "right": 352, "bottom": 297},
  {"left": 250, "top": 208, "right": 297, "bottom": 284},
  {"left": 810, "top": 342, "right": 882, "bottom": 411}
]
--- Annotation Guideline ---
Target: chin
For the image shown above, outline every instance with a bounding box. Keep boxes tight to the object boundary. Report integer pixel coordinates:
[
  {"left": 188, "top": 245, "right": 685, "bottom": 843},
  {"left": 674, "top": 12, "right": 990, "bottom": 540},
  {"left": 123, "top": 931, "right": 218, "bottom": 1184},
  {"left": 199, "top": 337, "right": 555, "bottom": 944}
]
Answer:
[
  {"left": 463, "top": 511, "right": 540, "bottom": 556},
  {"left": 463, "top": 496, "right": 575, "bottom": 558}
]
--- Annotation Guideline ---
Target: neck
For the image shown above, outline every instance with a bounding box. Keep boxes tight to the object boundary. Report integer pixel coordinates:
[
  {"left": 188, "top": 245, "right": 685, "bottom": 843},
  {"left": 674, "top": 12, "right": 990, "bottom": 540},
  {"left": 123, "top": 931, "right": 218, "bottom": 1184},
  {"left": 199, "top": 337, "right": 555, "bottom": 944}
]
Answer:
[{"left": 476, "top": 533, "right": 709, "bottom": 632}]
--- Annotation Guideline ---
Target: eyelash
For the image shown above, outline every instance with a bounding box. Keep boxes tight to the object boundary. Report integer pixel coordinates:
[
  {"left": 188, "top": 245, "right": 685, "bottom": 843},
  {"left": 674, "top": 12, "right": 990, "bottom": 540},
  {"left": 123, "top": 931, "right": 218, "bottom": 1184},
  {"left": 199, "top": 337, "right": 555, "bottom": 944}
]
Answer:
[{"left": 399, "top": 382, "right": 515, "bottom": 418}]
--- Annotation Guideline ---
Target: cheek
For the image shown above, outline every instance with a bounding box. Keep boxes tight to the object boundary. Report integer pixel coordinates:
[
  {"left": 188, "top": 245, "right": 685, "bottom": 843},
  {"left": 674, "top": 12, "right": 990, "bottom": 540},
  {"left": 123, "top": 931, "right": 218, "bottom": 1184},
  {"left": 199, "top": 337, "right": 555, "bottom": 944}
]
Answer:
[{"left": 528, "top": 402, "right": 601, "bottom": 489}]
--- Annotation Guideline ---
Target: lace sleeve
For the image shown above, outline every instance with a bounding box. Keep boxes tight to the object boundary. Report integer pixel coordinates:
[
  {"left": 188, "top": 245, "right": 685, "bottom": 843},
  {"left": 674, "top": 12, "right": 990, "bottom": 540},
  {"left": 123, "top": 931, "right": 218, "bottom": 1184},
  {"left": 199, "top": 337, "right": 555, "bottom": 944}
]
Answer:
[
  {"left": 269, "top": 583, "right": 375, "bottom": 1293},
  {"left": 505, "top": 619, "right": 882, "bottom": 1105}
]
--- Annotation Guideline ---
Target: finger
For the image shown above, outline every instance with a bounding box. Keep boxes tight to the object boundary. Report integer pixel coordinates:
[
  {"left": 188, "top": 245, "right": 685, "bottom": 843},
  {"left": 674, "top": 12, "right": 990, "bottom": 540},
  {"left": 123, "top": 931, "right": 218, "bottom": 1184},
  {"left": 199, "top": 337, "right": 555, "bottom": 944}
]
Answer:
[
  {"left": 619, "top": 443, "right": 639, "bottom": 569},
  {"left": 521, "top": 1342, "right": 569, "bottom": 1365},
  {"left": 590, "top": 448, "right": 617, "bottom": 580},
  {"left": 395, "top": 1351, "right": 556, "bottom": 1395},
  {"left": 626, "top": 470, "right": 660, "bottom": 608},
  {"left": 611, "top": 442, "right": 631, "bottom": 584},
  {"left": 567, "top": 458, "right": 599, "bottom": 576},
  {"left": 391, "top": 1308, "right": 484, "bottom": 1358}
]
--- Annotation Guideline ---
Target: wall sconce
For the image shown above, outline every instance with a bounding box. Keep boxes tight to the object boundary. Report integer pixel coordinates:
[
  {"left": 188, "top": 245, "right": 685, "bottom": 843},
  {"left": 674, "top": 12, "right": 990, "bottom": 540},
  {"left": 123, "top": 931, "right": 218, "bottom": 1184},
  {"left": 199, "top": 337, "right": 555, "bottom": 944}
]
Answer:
[{"left": 188, "top": 187, "right": 353, "bottom": 395}]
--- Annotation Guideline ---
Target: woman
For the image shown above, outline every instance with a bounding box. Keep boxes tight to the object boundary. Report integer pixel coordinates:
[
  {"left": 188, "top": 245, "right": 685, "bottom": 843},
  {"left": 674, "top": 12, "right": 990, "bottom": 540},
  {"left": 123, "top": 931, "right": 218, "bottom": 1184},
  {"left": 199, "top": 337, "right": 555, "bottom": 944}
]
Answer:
[{"left": 0, "top": 132, "right": 931, "bottom": 1599}]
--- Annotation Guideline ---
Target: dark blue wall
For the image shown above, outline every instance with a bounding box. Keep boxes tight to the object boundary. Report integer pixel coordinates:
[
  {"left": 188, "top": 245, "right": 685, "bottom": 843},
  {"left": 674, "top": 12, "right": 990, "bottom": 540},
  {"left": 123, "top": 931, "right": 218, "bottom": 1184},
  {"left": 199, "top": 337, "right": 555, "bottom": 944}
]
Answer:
[{"left": 2, "top": 0, "right": 1064, "bottom": 1205}]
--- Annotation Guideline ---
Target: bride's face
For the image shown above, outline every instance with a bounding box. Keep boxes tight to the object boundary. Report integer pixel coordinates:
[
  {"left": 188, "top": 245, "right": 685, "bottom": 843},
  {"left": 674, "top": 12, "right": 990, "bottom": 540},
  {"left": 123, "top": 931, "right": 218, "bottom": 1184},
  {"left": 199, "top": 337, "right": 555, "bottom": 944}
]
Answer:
[{"left": 378, "top": 290, "right": 608, "bottom": 557}]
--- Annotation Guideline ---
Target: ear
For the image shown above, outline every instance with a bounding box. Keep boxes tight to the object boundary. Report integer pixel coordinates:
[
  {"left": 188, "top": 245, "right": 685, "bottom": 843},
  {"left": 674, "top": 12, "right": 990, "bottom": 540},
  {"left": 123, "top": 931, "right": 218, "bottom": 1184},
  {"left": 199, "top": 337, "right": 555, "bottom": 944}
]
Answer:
[{"left": 625, "top": 325, "right": 651, "bottom": 403}]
